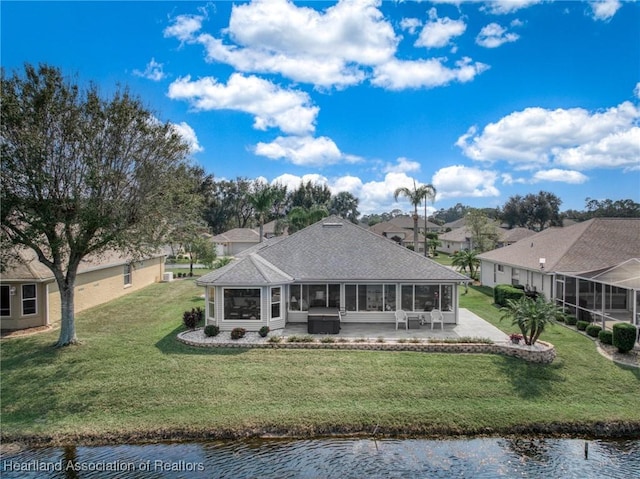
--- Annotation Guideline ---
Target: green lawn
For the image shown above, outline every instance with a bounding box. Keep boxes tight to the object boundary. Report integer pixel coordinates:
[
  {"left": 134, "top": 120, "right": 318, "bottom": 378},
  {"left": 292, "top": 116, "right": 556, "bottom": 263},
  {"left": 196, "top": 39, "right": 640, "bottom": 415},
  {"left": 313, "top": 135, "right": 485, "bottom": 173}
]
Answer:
[{"left": 1, "top": 280, "right": 638, "bottom": 445}]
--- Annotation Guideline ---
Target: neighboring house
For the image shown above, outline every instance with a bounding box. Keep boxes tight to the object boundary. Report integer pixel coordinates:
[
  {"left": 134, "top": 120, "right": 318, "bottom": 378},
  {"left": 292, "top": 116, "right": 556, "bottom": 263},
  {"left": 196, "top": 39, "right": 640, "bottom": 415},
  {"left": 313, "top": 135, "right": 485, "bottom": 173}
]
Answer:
[
  {"left": 437, "top": 226, "right": 536, "bottom": 254},
  {"left": 369, "top": 216, "right": 441, "bottom": 254},
  {"left": 0, "top": 249, "right": 165, "bottom": 331},
  {"left": 478, "top": 218, "right": 640, "bottom": 331},
  {"left": 262, "top": 219, "right": 288, "bottom": 239},
  {"left": 198, "top": 216, "right": 469, "bottom": 332},
  {"left": 211, "top": 228, "right": 262, "bottom": 256}
]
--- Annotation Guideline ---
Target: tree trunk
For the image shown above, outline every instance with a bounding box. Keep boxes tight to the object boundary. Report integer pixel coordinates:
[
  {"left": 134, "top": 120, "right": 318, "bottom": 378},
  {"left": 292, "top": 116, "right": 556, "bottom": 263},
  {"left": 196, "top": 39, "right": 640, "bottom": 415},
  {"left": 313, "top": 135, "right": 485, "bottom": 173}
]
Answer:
[
  {"left": 56, "top": 283, "right": 78, "bottom": 347},
  {"left": 412, "top": 211, "right": 419, "bottom": 252}
]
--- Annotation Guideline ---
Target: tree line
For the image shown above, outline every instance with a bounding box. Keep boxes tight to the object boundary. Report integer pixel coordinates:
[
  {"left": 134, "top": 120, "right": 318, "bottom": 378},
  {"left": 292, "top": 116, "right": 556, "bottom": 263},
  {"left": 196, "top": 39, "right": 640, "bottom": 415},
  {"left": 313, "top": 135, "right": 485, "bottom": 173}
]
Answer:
[{"left": 1, "top": 64, "right": 637, "bottom": 347}]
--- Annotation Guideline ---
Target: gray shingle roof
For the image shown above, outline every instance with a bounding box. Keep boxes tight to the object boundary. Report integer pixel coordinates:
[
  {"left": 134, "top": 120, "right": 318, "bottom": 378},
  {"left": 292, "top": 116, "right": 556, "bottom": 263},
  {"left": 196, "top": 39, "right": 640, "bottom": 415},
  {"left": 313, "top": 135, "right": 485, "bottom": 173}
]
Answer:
[
  {"left": 478, "top": 218, "right": 640, "bottom": 273},
  {"left": 198, "top": 216, "right": 468, "bottom": 285}
]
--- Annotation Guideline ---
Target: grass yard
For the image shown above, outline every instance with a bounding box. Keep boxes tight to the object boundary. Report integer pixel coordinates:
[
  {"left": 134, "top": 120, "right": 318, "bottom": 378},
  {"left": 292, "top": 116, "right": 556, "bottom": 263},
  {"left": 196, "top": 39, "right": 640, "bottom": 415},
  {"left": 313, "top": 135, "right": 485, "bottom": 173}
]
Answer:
[{"left": 1, "top": 280, "right": 639, "bottom": 445}]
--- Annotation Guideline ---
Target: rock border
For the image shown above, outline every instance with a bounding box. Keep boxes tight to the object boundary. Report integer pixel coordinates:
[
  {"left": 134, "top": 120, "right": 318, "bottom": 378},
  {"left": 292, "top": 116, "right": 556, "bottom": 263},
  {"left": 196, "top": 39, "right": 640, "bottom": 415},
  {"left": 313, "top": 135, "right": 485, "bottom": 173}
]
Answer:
[{"left": 177, "top": 330, "right": 556, "bottom": 364}]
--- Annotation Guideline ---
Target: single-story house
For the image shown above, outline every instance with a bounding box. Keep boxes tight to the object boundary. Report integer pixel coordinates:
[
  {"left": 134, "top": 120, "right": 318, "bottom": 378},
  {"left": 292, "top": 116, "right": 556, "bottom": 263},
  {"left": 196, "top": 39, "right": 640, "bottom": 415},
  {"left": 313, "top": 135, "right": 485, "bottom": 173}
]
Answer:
[
  {"left": 477, "top": 218, "right": 640, "bottom": 331},
  {"left": 0, "top": 249, "right": 165, "bottom": 331},
  {"left": 197, "top": 216, "right": 469, "bottom": 332},
  {"left": 211, "top": 228, "right": 262, "bottom": 256},
  {"left": 437, "top": 226, "right": 535, "bottom": 254}
]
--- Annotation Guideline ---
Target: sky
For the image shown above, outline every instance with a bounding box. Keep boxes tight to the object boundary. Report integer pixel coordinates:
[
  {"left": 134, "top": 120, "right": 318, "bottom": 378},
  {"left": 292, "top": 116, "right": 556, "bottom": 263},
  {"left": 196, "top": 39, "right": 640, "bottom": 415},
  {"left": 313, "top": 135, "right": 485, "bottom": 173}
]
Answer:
[{"left": 2, "top": 0, "right": 639, "bottom": 215}]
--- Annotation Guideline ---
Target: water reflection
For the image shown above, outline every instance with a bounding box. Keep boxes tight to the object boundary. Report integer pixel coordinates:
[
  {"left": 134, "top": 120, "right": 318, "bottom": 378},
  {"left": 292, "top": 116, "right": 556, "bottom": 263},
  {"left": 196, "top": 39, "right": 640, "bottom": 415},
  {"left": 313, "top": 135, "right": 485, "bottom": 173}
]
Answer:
[{"left": 1, "top": 437, "right": 638, "bottom": 479}]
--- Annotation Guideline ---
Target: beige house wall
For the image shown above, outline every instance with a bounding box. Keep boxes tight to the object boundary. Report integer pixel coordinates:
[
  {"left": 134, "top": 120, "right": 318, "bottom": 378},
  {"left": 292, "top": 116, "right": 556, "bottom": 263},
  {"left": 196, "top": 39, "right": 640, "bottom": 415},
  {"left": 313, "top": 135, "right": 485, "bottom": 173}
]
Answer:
[
  {"left": 48, "top": 256, "right": 164, "bottom": 325},
  {"left": 0, "top": 282, "right": 49, "bottom": 330}
]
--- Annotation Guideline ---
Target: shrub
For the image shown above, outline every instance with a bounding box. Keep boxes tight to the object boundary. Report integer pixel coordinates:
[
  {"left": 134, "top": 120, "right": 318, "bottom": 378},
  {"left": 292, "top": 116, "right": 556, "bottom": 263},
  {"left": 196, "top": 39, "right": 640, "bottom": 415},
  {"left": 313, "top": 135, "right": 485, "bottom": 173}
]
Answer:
[
  {"left": 204, "top": 325, "right": 220, "bottom": 337},
  {"left": 268, "top": 336, "right": 282, "bottom": 343},
  {"left": 182, "top": 309, "right": 201, "bottom": 330},
  {"left": 494, "top": 284, "right": 525, "bottom": 306},
  {"left": 565, "top": 315, "right": 578, "bottom": 326},
  {"left": 230, "top": 327, "right": 246, "bottom": 340},
  {"left": 556, "top": 315, "right": 565, "bottom": 323},
  {"left": 259, "top": 326, "right": 270, "bottom": 338},
  {"left": 585, "top": 324, "right": 602, "bottom": 338},
  {"left": 576, "top": 320, "right": 589, "bottom": 331},
  {"left": 612, "top": 323, "right": 637, "bottom": 353},
  {"left": 598, "top": 330, "right": 613, "bottom": 345},
  {"left": 320, "top": 337, "right": 335, "bottom": 343}
]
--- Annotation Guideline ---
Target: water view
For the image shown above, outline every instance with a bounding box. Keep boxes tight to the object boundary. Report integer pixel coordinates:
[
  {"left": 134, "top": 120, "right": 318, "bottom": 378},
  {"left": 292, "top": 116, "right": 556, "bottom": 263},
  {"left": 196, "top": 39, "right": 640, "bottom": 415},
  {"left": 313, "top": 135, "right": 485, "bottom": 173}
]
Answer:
[{"left": 2, "top": 437, "right": 639, "bottom": 479}]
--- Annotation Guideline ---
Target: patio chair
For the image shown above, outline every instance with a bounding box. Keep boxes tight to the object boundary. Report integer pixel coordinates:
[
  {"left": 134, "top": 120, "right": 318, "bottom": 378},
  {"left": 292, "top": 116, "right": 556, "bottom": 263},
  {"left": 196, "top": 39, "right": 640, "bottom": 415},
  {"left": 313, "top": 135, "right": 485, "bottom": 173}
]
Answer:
[
  {"left": 395, "top": 310, "right": 408, "bottom": 330},
  {"left": 430, "top": 309, "right": 444, "bottom": 331}
]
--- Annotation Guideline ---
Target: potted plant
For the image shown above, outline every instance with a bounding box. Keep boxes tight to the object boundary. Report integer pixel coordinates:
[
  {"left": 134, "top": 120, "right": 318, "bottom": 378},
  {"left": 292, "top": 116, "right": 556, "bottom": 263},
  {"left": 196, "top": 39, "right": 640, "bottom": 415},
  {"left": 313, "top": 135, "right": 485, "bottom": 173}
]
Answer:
[{"left": 509, "top": 333, "right": 523, "bottom": 344}]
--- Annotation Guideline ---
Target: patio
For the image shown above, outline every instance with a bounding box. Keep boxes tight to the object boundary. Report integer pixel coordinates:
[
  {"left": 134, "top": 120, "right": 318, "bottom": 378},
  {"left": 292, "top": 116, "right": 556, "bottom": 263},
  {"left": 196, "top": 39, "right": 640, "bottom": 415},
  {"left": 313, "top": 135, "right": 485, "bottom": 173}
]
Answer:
[{"left": 280, "top": 308, "right": 507, "bottom": 342}]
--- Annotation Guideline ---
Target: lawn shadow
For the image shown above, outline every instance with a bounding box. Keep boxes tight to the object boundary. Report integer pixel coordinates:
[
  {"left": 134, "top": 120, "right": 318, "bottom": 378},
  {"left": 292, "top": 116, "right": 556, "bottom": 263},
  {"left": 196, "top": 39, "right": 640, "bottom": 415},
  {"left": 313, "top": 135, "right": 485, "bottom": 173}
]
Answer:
[
  {"left": 154, "top": 323, "right": 249, "bottom": 357},
  {"left": 494, "top": 353, "right": 565, "bottom": 399}
]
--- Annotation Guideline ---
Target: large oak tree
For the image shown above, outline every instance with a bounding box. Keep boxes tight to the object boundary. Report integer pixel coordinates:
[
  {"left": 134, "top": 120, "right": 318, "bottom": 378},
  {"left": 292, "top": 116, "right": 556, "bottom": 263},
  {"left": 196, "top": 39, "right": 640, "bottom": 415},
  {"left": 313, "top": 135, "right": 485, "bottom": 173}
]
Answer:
[{"left": 1, "top": 64, "right": 193, "bottom": 346}]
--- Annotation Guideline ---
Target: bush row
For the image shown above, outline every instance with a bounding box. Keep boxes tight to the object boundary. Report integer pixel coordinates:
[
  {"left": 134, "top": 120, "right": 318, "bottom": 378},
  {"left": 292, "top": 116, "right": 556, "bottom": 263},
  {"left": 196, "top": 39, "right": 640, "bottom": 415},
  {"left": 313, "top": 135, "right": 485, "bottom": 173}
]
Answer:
[{"left": 494, "top": 284, "right": 525, "bottom": 306}]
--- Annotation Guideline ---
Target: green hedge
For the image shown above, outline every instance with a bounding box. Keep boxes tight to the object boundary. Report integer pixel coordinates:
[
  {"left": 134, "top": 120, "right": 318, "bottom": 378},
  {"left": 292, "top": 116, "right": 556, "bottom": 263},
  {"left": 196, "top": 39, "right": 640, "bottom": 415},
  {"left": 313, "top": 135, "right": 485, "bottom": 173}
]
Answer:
[
  {"left": 576, "top": 320, "right": 590, "bottom": 331},
  {"left": 585, "top": 324, "right": 602, "bottom": 338},
  {"left": 565, "top": 315, "right": 578, "bottom": 326},
  {"left": 598, "top": 329, "right": 613, "bottom": 345},
  {"left": 612, "top": 323, "right": 637, "bottom": 353},
  {"left": 494, "top": 284, "right": 525, "bottom": 306}
]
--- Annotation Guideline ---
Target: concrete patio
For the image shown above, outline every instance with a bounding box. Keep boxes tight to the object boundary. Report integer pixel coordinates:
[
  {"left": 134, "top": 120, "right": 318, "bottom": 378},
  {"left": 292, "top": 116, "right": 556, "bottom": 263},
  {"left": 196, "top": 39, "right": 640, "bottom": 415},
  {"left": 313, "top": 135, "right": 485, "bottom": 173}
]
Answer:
[{"left": 279, "top": 308, "right": 508, "bottom": 342}]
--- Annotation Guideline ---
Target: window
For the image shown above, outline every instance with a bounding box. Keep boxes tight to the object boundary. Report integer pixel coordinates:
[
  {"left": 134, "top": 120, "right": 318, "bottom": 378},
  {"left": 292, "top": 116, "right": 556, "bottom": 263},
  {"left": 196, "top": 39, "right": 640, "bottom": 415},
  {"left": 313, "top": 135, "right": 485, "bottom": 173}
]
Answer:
[
  {"left": 271, "top": 287, "right": 281, "bottom": 319},
  {"left": 400, "top": 284, "right": 451, "bottom": 311},
  {"left": 123, "top": 264, "right": 132, "bottom": 286},
  {"left": 22, "top": 284, "right": 37, "bottom": 315},
  {"left": 208, "top": 287, "right": 215, "bottom": 320},
  {"left": 1, "top": 285, "right": 10, "bottom": 316},
  {"left": 224, "top": 288, "right": 261, "bottom": 320},
  {"left": 345, "top": 284, "right": 357, "bottom": 311}
]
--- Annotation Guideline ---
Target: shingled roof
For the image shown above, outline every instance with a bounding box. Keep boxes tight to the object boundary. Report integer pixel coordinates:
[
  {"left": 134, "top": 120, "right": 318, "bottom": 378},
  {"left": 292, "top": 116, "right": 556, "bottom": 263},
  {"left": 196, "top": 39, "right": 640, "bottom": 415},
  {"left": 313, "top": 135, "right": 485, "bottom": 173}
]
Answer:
[
  {"left": 478, "top": 218, "right": 640, "bottom": 273},
  {"left": 198, "top": 216, "right": 468, "bottom": 285}
]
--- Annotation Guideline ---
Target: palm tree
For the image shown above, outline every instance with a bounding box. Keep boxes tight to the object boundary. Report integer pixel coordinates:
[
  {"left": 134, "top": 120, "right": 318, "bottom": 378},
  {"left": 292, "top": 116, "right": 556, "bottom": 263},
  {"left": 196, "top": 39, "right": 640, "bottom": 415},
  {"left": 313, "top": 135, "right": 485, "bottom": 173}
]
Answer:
[
  {"left": 422, "top": 184, "right": 436, "bottom": 256},
  {"left": 248, "top": 182, "right": 277, "bottom": 242},
  {"left": 500, "top": 295, "right": 562, "bottom": 346},
  {"left": 451, "top": 249, "right": 480, "bottom": 279},
  {"left": 394, "top": 180, "right": 434, "bottom": 251}
]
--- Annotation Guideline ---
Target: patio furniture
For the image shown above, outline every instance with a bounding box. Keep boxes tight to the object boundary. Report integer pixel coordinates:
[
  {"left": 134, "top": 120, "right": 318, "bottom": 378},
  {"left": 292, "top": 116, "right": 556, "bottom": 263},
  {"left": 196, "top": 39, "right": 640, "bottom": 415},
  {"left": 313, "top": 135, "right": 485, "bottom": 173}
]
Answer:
[
  {"left": 395, "top": 310, "right": 408, "bottom": 330},
  {"left": 307, "top": 307, "right": 341, "bottom": 334},
  {"left": 430, "top": 309, "right": 444, "bottom": 330}
]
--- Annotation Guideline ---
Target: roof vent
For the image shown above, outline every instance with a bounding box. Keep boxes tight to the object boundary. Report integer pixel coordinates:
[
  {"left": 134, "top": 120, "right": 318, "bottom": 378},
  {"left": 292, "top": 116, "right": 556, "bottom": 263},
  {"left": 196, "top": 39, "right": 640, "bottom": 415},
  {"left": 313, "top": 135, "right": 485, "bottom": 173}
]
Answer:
[{"left": 322, "top": 222, "right": 343, "bottom": 228}]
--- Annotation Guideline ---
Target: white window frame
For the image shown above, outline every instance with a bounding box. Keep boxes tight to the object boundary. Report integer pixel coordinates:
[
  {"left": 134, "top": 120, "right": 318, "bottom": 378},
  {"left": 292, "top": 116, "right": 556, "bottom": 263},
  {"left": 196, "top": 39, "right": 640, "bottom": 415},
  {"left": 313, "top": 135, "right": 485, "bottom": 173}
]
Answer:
[
  {"left": 21, "top": 283, "right": 37, "bottom": 316},
  {"left": 223, "top": 287, "right": 262, "bottom": 321},
  {"left": 123, "top": 264, "right": 132, "bottom": 287},
  {"left": 208, "top": 287, "right": 215, "bottom": 322},
  {"left": 271, "top": 286, "right": 282, "bottom": 320}
]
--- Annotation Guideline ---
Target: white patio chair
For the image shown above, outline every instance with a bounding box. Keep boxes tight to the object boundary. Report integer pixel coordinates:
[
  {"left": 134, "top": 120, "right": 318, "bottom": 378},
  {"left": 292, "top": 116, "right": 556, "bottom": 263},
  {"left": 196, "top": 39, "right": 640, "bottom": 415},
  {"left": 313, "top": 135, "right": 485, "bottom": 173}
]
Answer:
[
  {"left": 395, "top": 310, "right": 408, "bottom": 330},
  {"left": 430, "top": 309, "right": 444, "bottom": 331}
]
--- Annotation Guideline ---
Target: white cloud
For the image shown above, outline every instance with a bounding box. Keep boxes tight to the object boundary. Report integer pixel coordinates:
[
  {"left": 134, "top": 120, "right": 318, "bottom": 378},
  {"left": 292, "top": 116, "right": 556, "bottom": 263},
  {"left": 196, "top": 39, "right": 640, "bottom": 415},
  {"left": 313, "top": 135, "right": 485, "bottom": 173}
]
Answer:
[
  {"left": 415, "top": 8, "right": 466, "bottom": 49},
  {"left": 432, "top": 165, "right": 500, "bottom": 200},
  {"left": 171, "top": 121, "right": 203, "bottom": 153},
  {"left": 456, "top": 101, "right": 640, "bottom": 170},
  {"left": 167, "top": 73, "right": 319, "bottom": 135},
  {"left": 635, "top": 82, "right": 640, "bottom": 99},
  {"left": 400, "top": 18, "right": 422, "bottom": 35},
  {"left": 163, "top": 13, "right": 205, "bottom": 42},
  {"left": 383, "top": 157, "right": 421, "bottom": 174},
  {"left": 254, "top": 136, "right": 360, "bottom": 167},
  {"left": 166, "top": 0, "right": 398, "bottom": 89},
  {"left": 476, "top": 23, "right": 520, "bottom": 48},
  {"left": 532, "top": 169, "right": 589, "bottom": 184},
  {"left": 372, "top": 57, "right": 489, "bottom": 90},
  {"left": 271, "top": 173, "right": 329, "bottom": 192},
  {"left": 553, "top": 127, "right": 640, "bottom": 171},
  {"left": 589, "top": 0, "right": 622, "bottom": 21},
  {"left": 483, "top": 0, "right": 542, "bottom": 15},
  {"left": 133, "top": 58, "right": 166, "bottom": 81}
]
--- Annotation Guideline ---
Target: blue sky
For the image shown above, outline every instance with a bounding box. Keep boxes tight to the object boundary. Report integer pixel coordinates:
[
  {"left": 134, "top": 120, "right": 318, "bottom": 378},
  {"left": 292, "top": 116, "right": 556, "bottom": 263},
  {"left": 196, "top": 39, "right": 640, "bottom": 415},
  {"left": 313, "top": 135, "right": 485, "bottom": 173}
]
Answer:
[{"left": 2, "top": 1, "right": 639, "bottom": 214}]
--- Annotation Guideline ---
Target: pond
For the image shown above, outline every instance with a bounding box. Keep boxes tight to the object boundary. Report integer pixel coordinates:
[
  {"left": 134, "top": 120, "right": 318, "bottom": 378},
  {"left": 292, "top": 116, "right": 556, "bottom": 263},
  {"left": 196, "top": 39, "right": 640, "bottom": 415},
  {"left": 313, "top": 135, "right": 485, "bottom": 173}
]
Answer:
[{"left": 2, "top": 437, "right": 639, "bottom": 478}]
